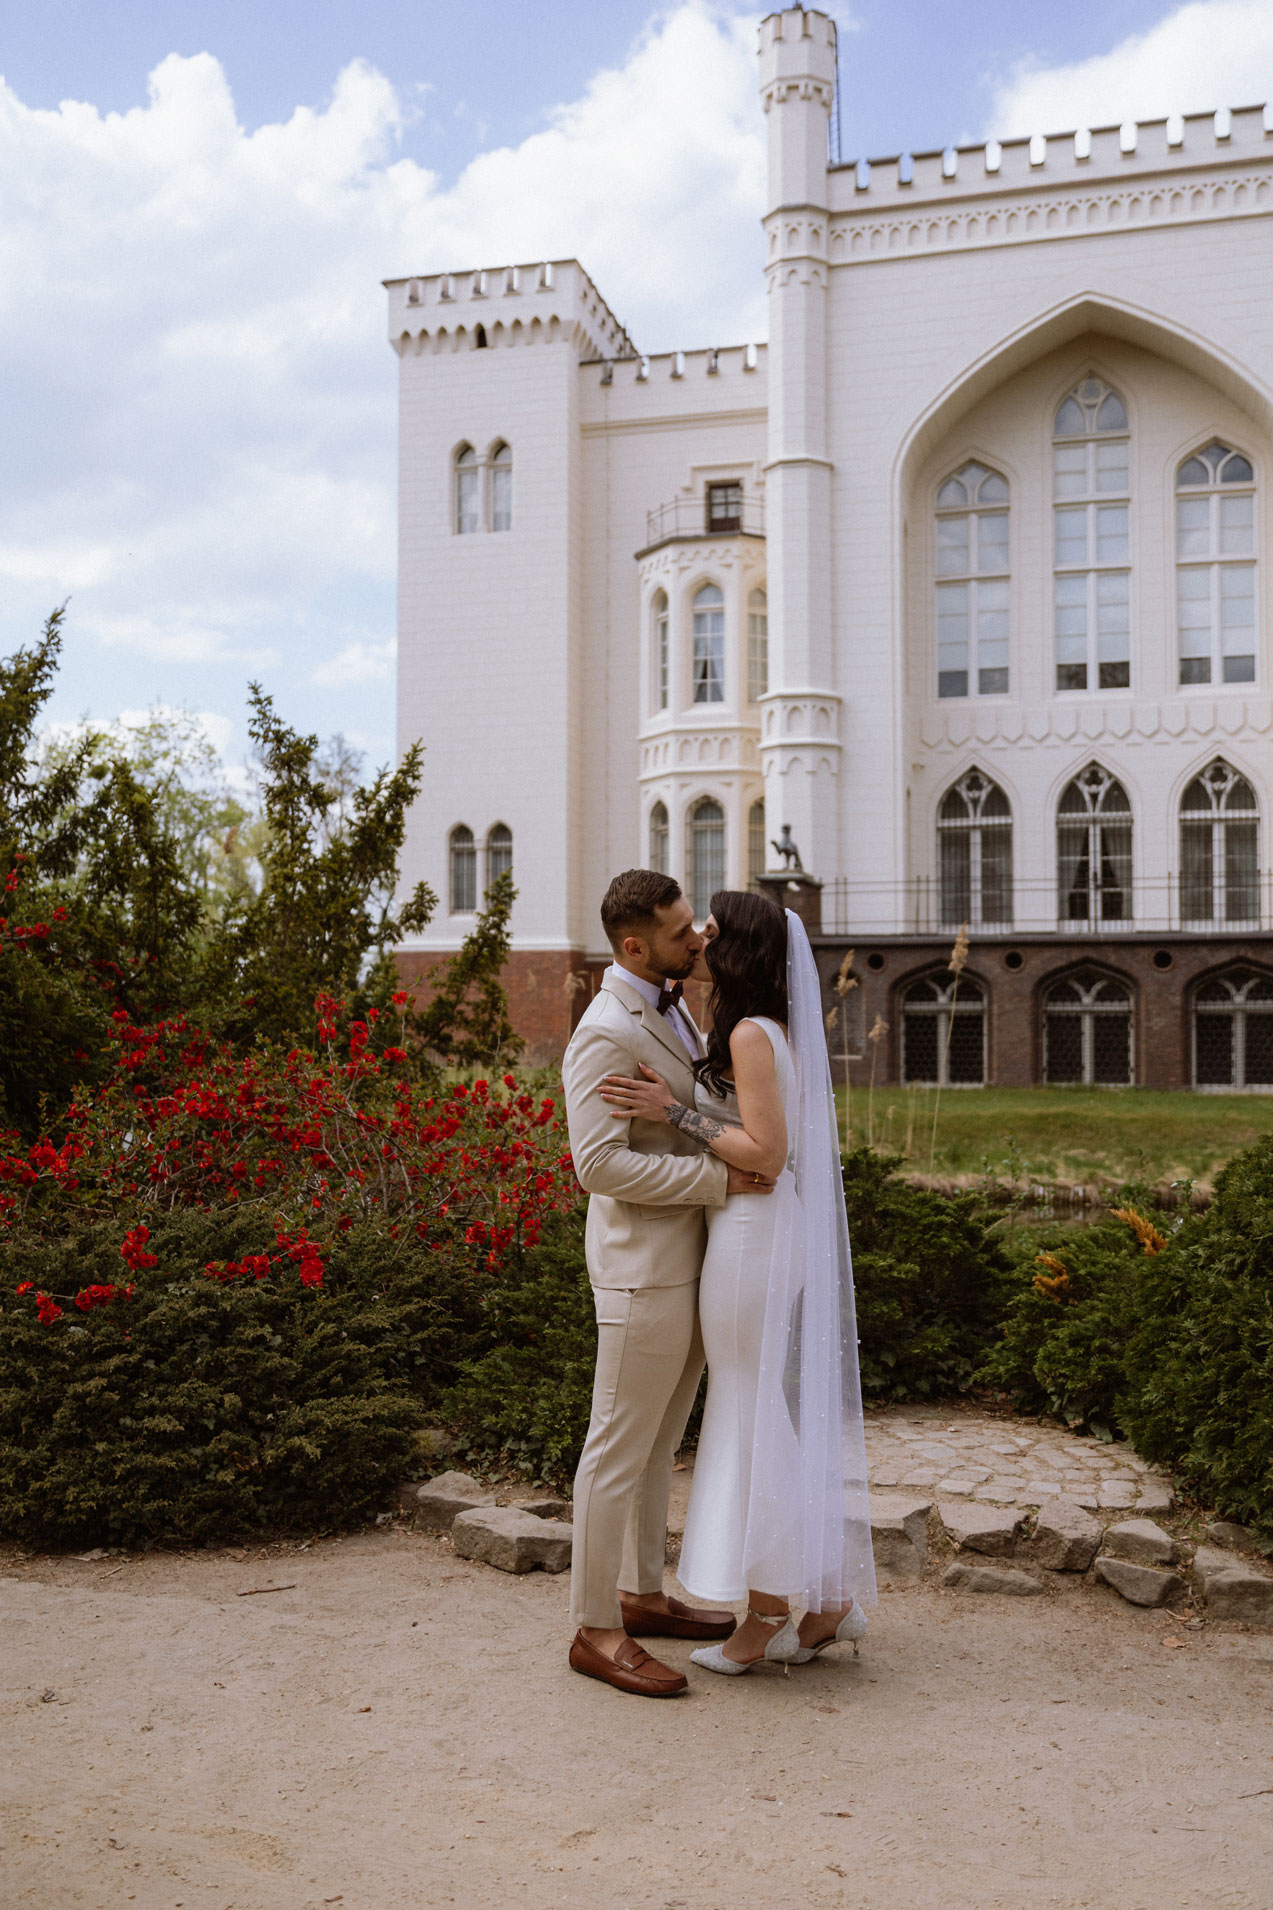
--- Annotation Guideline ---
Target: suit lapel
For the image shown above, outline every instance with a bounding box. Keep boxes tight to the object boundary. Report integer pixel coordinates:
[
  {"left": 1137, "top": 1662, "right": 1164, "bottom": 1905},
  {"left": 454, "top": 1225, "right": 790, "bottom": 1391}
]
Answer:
[{"left": 603, "top": 970, "right": 701, "bottom": 1083}]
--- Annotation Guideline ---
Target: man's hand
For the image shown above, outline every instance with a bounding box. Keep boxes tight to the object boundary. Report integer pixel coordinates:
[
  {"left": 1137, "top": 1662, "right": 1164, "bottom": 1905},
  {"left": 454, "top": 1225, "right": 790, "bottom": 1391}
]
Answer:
[{"left": 726, "top": 1163, "right": 777, "bottom": 1196}]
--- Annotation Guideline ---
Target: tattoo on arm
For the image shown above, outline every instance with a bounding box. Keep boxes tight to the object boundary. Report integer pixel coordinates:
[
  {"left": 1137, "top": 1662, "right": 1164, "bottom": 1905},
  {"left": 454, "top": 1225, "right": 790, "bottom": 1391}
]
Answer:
[{"left": 668, "top": 1103, "right": 725, "bottom": 1146}]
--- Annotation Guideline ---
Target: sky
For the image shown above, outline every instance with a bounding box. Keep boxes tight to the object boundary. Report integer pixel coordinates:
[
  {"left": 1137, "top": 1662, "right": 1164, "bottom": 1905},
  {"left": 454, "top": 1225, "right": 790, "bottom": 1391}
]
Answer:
[{"left": 2, "top": 0, "right": 1272, "bottom": 775}]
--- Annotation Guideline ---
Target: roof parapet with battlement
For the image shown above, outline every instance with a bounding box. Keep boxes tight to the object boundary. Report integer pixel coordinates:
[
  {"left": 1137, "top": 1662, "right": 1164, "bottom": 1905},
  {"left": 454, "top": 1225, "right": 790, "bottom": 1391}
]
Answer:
[
  {"left": 385, "top": 259, "right": 635, "bottom": 361},
  {"left": 828, "top": 104, "right": 1273, "bottom": 213}
]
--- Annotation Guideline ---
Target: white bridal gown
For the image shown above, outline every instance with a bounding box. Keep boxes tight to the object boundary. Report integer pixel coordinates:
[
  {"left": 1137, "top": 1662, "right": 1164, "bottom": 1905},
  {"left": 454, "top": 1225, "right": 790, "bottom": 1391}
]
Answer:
[{"left": 677, "top": 1016, "right": 796, "bottom": 1603}]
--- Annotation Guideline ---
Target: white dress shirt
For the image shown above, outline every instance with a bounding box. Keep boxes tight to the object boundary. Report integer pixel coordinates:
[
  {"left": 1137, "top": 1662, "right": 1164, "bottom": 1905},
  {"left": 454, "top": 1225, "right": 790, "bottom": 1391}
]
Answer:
[{"left": 606, "top": 964, "right": 700, "bottom": 1060}]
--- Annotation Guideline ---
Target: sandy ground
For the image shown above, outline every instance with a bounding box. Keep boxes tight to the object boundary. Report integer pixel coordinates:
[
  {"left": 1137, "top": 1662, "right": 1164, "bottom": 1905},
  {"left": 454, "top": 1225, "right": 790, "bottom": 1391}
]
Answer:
[{"left": 4, "top": 1519, "right": 1273, "bottom": 1910}]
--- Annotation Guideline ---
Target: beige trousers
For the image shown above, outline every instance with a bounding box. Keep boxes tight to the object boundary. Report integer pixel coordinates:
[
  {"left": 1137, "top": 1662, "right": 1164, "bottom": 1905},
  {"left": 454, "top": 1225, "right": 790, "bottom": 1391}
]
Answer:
[{"left": 569, "top": 1281, "right": 703, "bottom": 1630}]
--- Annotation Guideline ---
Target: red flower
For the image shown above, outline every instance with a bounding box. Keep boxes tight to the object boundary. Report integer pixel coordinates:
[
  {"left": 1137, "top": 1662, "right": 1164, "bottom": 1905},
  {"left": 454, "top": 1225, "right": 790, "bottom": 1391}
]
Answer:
[
  {"left": 35, "top": 1293, "right": 62, "bottom": 1324},
  {"left": 15, "top": 1282, "right": 33, "bottom": 1296}
]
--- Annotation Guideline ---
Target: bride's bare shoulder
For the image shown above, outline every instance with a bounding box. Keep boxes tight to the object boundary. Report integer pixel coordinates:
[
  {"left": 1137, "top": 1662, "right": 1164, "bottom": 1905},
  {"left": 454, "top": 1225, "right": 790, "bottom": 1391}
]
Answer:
[{"left": 728, "top": 1018, "right": 780, "bottom": 1062}]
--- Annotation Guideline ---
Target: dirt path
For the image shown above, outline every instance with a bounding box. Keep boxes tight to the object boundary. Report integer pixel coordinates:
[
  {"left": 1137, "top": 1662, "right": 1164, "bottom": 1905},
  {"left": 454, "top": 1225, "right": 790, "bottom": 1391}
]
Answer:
[{"left": 4, "top": 1521, "right": 1273, "bottom": 1910}]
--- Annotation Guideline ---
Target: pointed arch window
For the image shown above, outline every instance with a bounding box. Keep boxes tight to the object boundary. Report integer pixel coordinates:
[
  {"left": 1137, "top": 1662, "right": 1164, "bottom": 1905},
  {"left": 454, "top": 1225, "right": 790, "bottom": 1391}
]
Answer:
[
  {"left": 747, "top": 587, "right": 769, "bottom": 702},
  {"left": 1194, "top": 969, "right": 1273, "bottom": 1088},
  {"left": 692, "top": 585, "right": 725, "bottom": 704},
  {"left": 748, "top": 799, "right": 766, "bottom": 887},
  {"left": 1176, "top": 441, "right": 1255, "bottom": 685},
  {"left": 652, "top": 592, "right": 669, "bottom": 712},
  {"left": 934, "top": 461, "right": 1010, "bottom": 698},
  {"left": 902, "top": 973, "right": 986, "bottom": 1086},
  {"left": 687, "top": 798, "right": 726, "bottom": 918},
  {"left": 1057, "top": 765, "right": 1133, "bottom": 924},
  {"left": 486, "top": 822, "right": 512, "bottom": 886},
  {"left": 454, "top": 446, "right": 479, "bottom": 535},
  {"left": 489, "top": 443, "right": 512, "bottom": 532},
  {"left": 449, "top": 824, "right": 477, "bottom": 913},
  {"left": 1053, "top": 378, "right": 1130, "bottom": 691},
  {"left": 649, "top": 801, "right": 669, "bottom": 875},
  {"left": 1043, "top": 971, "right": 1133, "bottom": 1084},
  {"left": 937, "top": 769, "right": 1013, "bottom": 927},
  {"left": 1180, "top": 761, "right": 1259, "bottom": 924}
]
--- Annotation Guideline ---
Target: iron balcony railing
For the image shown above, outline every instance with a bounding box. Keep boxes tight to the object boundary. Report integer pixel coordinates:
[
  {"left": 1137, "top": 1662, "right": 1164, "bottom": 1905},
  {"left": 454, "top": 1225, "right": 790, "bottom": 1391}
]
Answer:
[
  {"left": 820, "top": 872, "right": 1273, "bottom": 939},
  {"left": 642, "top": 495, "right": 766, "bottom": 548}
]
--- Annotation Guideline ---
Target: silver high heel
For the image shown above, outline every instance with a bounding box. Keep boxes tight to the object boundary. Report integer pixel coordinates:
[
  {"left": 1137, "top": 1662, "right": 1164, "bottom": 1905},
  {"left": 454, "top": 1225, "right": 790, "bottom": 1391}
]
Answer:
[
  {"left": 690, "top": 1609, "right": 798, "bottom": 1677},
  {"left": 768, "top": 1601, "right": 867, "bottom": 1665}
]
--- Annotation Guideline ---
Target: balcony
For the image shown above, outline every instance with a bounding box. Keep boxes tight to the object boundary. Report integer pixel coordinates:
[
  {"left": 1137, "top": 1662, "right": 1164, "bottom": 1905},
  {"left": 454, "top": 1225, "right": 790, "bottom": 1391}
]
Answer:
[
  {"left": 639, "top": 493, "right": 765, "bottom": 555},
  {"left": 821, "top": 872, "right": 1273, "bottom": 939}
]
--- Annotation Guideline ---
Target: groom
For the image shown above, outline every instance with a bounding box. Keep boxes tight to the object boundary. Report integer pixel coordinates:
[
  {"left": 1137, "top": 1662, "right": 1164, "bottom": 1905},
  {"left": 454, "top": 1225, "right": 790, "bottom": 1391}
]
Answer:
[{"left": 562, "top": 869, "right": 775, "bottom": 1696}]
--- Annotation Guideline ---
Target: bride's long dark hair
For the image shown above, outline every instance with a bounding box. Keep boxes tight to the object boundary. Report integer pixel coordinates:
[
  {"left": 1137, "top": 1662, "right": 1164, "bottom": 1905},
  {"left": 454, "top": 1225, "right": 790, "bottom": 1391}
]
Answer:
[{"left": 695, "top": 889, "right": 789, "bottom": 1099}]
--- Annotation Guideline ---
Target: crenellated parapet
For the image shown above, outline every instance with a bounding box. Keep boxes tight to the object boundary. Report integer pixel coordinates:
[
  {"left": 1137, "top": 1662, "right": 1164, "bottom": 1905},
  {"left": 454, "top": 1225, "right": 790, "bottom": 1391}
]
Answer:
[{"left": 385, "top": 258, "right": 634, "bottom": 361}]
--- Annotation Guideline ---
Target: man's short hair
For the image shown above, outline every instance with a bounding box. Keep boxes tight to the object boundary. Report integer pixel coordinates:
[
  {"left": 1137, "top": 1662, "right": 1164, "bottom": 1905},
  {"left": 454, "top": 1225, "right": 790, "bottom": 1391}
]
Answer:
[{"left": 600, "top": 869, "right": 683, "bottom": 949}]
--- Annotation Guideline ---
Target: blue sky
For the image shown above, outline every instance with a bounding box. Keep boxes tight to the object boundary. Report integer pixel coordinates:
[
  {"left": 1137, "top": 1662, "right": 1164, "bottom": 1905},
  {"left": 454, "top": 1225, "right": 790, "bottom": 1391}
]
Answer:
[{"left": 1, "top": 0, "right": 1270, "bottom": 776}]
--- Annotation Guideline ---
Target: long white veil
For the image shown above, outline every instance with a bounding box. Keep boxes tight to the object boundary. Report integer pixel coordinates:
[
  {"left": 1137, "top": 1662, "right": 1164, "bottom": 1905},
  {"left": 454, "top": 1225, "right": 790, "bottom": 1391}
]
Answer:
[{"left": 740, "top": 909, "right": 877, "bottom": 1611}]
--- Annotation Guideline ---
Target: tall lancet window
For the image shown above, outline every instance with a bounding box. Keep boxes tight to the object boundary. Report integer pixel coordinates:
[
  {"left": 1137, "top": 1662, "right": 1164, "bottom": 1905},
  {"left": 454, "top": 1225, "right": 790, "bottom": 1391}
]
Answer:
[
  {"left": 1180, "top": 761, "right": 1260, "bottom": 925},
  {"left": 691, "top": 585, "right": 725, "bottom": 704},
  {"left": 1057, "top": 764, "right": 1133, "bottom": 925},
  {"left": 489, "top": 442, "right": 513, "bottom": 532},
  {"left": 649, "top": 801, "right": 669, "bottom": 875},
  {"left": 486, "top": 822, "right": 512, "bottom": 886},
  {"left": 652, "top": 592, "right": 669, "bottom": 712},
  {"left": 1176, "top": 441, "right": 1256, "bottom": 686},
  {"left": 934, "top": 461, "right": 1010, "bottom": 698},
  {"left": 449, "top": 824, "right": 477, "bottom": 913},
  {"left": 454, "top": 446, "right": 479, "bottom": 534},
  {"left": 1053, "top": 378, "right": 1131, "bottom": 691},
  {"left": 687, "top": 798, "right": 726, "bottom": 918},
  {"left": 747, "top": 588, "right": 769, "bottom": 702},
  {"left": 937, "top": 769, "right": 1013, "bottom": 927}
]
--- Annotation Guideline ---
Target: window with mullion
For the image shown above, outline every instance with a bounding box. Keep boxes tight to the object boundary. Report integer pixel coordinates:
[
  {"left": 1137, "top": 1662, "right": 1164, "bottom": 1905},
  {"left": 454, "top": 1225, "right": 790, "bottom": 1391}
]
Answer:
[
  {"left": 934, "top": 461, "right": 1010, "bottom": 699},
  {"left": 1052, "top": 380, "right": 1131, "bottom": 692},
  {"left": 1176, "top": 444, "right": 1256, "bottom": 686},
  {"left": 691, "top": 584, "right": 725, "bottom": 705}
]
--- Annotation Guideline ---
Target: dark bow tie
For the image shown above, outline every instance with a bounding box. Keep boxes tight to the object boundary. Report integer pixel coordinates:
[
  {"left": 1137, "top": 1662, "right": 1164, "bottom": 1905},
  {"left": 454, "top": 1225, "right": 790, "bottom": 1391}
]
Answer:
[{"left": 656, "top": 982, "right": 686, "bottom": 1017}]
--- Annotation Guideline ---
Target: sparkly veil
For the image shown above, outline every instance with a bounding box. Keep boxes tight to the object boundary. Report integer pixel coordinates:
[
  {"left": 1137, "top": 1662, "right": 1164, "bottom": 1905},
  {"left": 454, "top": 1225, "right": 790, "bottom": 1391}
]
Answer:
[{"left": 740, "top": 910, "right": 877, "bottom": 1611}]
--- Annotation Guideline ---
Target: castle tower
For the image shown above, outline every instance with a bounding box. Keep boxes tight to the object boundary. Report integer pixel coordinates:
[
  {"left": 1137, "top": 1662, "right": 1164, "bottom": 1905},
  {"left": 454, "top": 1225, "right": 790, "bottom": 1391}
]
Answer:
[{"left": 757, "top": 8, "right": 841, "bottom": 880}]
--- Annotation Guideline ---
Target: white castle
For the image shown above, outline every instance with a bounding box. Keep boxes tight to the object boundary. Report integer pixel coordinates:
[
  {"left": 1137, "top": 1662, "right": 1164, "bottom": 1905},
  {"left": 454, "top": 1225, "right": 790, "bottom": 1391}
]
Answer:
[{"left": 388, "top": 7, "right": 1273, "bottom": 1091}]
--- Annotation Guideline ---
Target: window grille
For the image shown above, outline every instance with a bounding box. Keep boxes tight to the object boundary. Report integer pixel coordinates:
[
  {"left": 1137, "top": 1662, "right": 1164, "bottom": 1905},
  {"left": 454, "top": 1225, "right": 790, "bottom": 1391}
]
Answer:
[
  {"left": 687, "top": 798, "right": 726, "bottom": 919},
  {"left": 455, "top": 447, "right": 479, "bottom": 535},
  {"left": 748, "top": 587, "right": 769, "bottom": 702},
  {"left": 486, "top": 822, "right": 512, "bottom": 886},
  {"left": 1194, "top": 969, "right": 1273, "bottom": 1087},
  {"left": 1052, "top": 379, "right": 1130, "bottom": 691},
  {"left": 706, "top": 481, "right": 743, "bottom": 533},
  {"left": 935, "top": 461, "right": 1010, "bottom": 698},
  {"left": 901, "top": 973, "right": 986, "bottom": 1086},
  {"left": 490, "top": 443, "right": 512, "bottom": 532},
  {"left": 1043, "top": 971, "right": 1132, "bottom": 1083},
  {"left": 449, "top": 824, "right": 477, "bottom": 913},
  {"left": 1057, "top": 765, "right": 1133, "bottom": 924},
  {"left": 748, "top": 800, "right": 766, "bottom": 887},
  {"left": 652, "top": 592, "right": 669, "bottom": 712},
  {"left": 1180, "top": 760, "right": 1259, "bottom": 924},
  {"left": 937, "top": 768, "right": 1013, "bottom": 926},
  {"left": 649, "top": 801, "right": 669, "bottom": 875},
  {"left": 1176, "top": 442, "right": 1256, "bottom": 686},
  {"left": 691, "top": 585, "right": 725, "bottom": 704}
]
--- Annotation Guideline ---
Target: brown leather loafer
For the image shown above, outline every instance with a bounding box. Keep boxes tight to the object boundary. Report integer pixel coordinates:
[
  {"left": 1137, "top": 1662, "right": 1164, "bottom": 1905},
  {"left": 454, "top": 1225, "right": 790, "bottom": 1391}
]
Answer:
[
  {"left": 620, "top": 1595, "right": 736, "bottom": 1641},
  {"left": 569, "top": 1630, "right": 688, "bottom": 1697}
]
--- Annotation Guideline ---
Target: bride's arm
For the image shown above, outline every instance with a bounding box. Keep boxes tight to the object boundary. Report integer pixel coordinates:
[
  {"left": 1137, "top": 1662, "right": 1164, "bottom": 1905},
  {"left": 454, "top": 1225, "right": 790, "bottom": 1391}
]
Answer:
[{"left": 598, "top": 1022, "right": 787, "bottom": 1177}]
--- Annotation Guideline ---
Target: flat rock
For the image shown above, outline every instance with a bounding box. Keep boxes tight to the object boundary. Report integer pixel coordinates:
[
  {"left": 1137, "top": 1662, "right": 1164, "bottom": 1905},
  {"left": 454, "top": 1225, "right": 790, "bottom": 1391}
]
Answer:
[
  {"left": 939, "top": 1501, "right": 1022, "bottom": 1557},
  {"left": 870, "top": 1495, "right": 930, "bottom": 1581},
  {"left": 514, "top": 1496, "right": 571, "bottom": 1520},
  {"left": 1096, "top": 1481, "right": 1138, "bottom": 1509},
  {"left": 1094, "top": 1557, "right": 1183, "bottom": 1608},
  {"left": 451, "top": 1506, "right": 573, "bottom": 1574},
  {"left": 1030, "top": 1497, "right": 1102, "bottom": 1573},
  {"left": 942, "top": 1563, "right": 1042, "bottom": 1597},
  {"left": 1193, "top": 1545, "right": 1273, "bottom": 1625},
  {"left": 1205, "top": 1520, "right": 1251, "bottom": 1551},
  {"left": 1102, "top": 1518, "right": 1178, "bottom": 1567},
  {"left": 1134, "top": 1477, "right": 1174, "bottom": 1514},
  {"left": 412, "top": 1470, "right": 494, "bottom": 1533}
]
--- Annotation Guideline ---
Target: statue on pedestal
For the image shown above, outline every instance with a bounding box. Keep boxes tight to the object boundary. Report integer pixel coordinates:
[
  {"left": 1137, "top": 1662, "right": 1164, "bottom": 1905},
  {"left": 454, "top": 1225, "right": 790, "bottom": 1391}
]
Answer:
[{"left": 770, "top": 824, "right": 804, "bottom": 873}]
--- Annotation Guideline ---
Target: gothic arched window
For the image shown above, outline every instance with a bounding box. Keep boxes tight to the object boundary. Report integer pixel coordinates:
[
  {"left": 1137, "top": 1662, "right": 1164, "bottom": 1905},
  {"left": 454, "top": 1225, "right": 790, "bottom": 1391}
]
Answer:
[
  {"left": 454, "top": 445, "right": 479, "bottom": 535},
  {"left": 652, "top": 592, "right": 669, "bottom": 712},
  {"left": 649, "top": 801, "right": 669, "bottom": 875},
  {"left": 449, "top": 824, "right": 477, "bottom": 913},
  {"left": 1043, "top": 971, "right": 1133, "bottom": 1084},
  {"left": 1194, "top": 969, "right": 1273, "bottom": 1087},
  {"left": 687, "top": 798, "right": 726, "bottom": 918},
  {"left": 1176, "top": 441, "right": 1256, "bottom": 686},
  {"left": 691, "top": 585, "right": 725, "bottom": 704},
  {"left": 901, "top": 973, "right": 986, "bottom": 1086},
  {"left": 489, "top": 442, "right": 512, "bottom": 532},
  {"left": 1057, "top": 765, "right": 1133, "bottom": 924},
  {"left": 935, "top": 461, "right": 1010, "bottom": 698},
  {"left": 937, "top": 768, "right": 1013, "bottom": 927},
  {"left": 486, "top": 822, "right": 512, "bottom": 886},
  {"left": 1180, "top": 761, "right": 1259, "bottom": 925},
  {"left": 748, "top": 587, "right": 769, "bottom": 702},
  {"left": 748, "top": 799, "right": 766, "bottom": 887},
  {"left": 1053, "top": 378, "right": 1130, "bottom": 691}
]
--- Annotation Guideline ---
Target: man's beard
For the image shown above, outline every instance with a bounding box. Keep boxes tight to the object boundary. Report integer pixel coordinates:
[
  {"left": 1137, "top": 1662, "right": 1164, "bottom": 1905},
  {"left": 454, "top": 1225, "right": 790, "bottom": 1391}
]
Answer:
[{"left": 650, "top": 951, "right": 697, "bottom": 983}]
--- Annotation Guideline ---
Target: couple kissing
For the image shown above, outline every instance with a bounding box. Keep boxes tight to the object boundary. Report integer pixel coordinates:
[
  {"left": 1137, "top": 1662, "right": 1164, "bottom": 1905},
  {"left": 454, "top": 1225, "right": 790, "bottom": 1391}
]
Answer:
[{"left": 561, "top": 869, "right": 875, "bottom": 1698}]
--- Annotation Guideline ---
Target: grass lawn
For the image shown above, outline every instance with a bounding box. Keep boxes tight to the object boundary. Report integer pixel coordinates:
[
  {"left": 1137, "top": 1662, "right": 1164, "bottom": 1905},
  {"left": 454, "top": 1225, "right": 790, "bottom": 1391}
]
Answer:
[{"left": 836, "top": 1084, "right": 1273, "bottom": 1191}]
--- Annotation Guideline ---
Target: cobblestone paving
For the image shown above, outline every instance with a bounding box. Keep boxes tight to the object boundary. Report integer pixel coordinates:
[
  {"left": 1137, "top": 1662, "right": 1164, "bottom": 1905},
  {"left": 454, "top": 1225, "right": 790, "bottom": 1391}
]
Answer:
[{"left": 863, "top": 1403, "right": 1173, "bottom": 1512}]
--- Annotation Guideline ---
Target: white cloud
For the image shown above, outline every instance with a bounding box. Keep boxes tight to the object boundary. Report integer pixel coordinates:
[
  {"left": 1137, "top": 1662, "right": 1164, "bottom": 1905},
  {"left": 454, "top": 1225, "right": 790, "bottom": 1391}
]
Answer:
[
  {"left": 0, "top": 3, "right": 767, "bottom": 749},
  {"left": 988, "top": 0, "right": 1273, "bottom": 136}
]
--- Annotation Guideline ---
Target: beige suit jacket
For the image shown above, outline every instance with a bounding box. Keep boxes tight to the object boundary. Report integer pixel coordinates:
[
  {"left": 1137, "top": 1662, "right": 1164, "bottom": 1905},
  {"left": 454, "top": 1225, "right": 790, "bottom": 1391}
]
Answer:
[{"left": 562, "top": 968, "right": 728, "bottom": 1290}]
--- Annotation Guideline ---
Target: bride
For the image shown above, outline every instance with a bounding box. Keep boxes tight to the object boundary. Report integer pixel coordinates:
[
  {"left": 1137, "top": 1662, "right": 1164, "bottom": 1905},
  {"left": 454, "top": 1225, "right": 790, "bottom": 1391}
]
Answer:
[{"left": 599, "top": 890, "right": 875, "bottom": 1674}]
